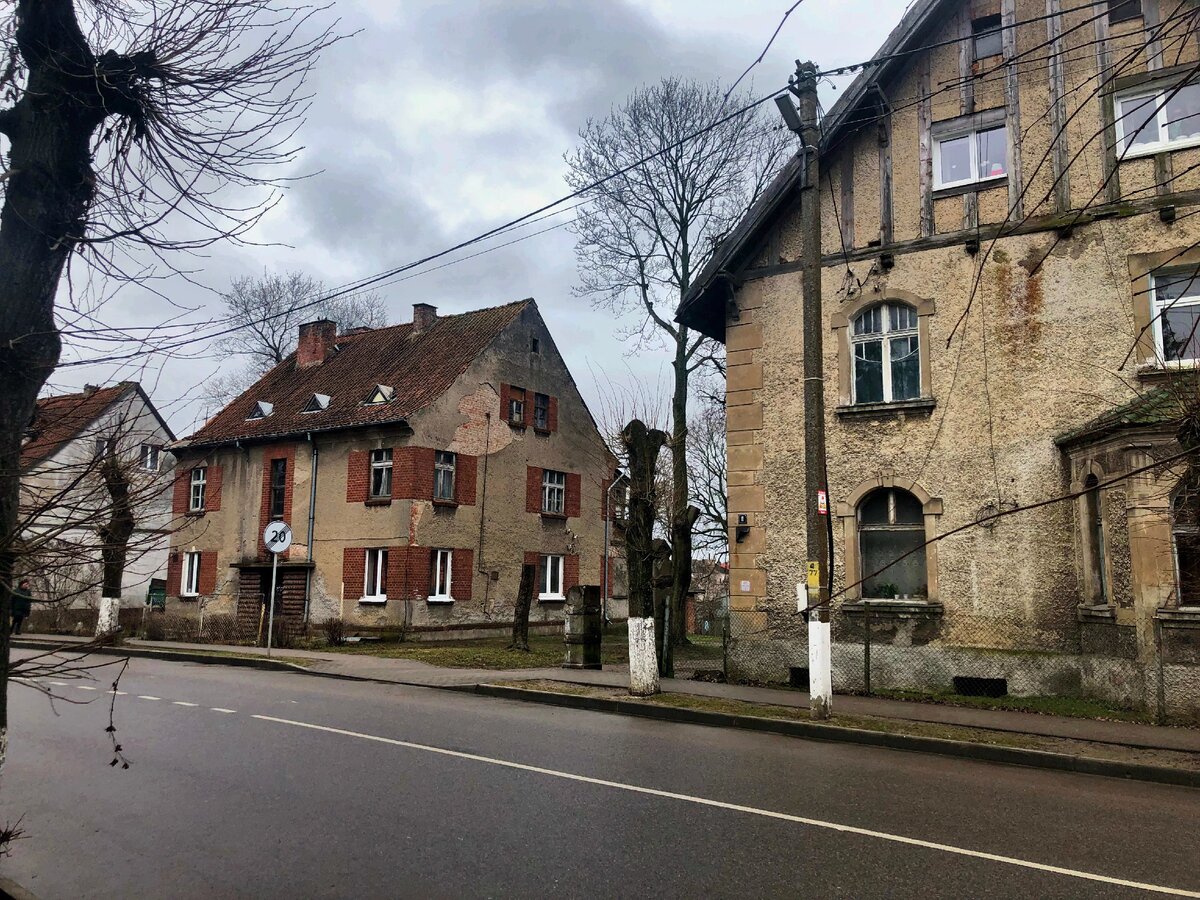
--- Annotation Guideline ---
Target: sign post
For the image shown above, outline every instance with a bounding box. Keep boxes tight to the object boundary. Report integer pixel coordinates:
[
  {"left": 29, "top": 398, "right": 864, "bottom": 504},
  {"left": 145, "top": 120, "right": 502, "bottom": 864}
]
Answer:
[{"left": 262, "top": 520, "right": 293, "bottom": 656}]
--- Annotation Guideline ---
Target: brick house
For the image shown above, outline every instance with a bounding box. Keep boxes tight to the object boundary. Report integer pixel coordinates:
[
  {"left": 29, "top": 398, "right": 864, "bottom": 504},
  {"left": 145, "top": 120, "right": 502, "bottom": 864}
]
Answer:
[
  {"left": 167, "top": 299, "right": 618, "bottom": 638},
  {"left": 678, "top": 0, "right": 1200, "bottom": 713}
]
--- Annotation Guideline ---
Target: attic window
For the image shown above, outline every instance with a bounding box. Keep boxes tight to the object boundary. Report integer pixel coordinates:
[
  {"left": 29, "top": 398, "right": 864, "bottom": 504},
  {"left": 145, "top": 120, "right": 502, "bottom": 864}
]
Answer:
[
  {"left": 364, "top": 384, "right": 395, "bottom": 405},
  {"left": 972, "top": 14, "right": 1002, "bottom": 60},
  {"left": 247, "top": 401, "right": 274, "bottom": 420},
  {"left": 531, "top": 337, "right": 541, "bottom": 354},
  {"left": 302, "top": 393, "right": 331, "bottom": 413},
  {"left": 1109, "top": 0, "right": 1142, "bottom": 24}
]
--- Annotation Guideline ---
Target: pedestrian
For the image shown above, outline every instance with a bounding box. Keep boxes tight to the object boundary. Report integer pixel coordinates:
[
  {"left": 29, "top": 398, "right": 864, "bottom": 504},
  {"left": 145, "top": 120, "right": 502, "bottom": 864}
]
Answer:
[{"left": 10, "top": 577, "right": 34, "bottom": 635}]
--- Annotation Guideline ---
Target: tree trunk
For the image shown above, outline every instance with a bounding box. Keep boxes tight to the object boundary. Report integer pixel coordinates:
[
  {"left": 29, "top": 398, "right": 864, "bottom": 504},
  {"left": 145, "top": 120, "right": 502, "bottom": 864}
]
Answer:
[
  {"left": 509, "top": 564, "right": 535, "bottom": 651},
  {"left": 99, "top": 451, "right": 135, "bottom": 599},
  {"left": 668, "top": 327, "right": 695, "bottom": 651},
  {"left": 622, "top": 420, "right": 667, "bottom": 695}
]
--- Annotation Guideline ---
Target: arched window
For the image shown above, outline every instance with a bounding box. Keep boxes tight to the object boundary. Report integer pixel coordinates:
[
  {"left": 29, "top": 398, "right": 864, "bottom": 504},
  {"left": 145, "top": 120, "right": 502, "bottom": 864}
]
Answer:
[
  {"left": 851, "top": 302, "right": 920, "bottom": 404},
  {"left": 858, "top": 488, "right": 927, "bottom": 599},
  {"left": 1083, "top": 474, "right": 1108, "bottom": 603},
  {"left": 1172, "top": 473, "right": 1200, "bottom": 606}
]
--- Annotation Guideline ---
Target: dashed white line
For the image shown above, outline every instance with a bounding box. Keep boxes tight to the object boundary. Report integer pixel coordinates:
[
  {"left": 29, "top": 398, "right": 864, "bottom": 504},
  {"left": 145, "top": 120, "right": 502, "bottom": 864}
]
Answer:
[
  {"left": 49, "top": 681, "right": 67, "bottom": 687},
  {"left": 109, "top": 690, "right": 127, "bottom": 696},
  {"left": 172, "top": 701, "right": 198, "bottom": 707},
  {"left": 137, "top": 695, "right": 160, "bottom": 701},
  {"left": 252, "top": 713, "right": 1200, "bottom": 898},
  {"left": 210, "top": 708, "right": 237, "bottom": 714},
  {"left": 75, "top": 685, "right": 97, "bottom": 691}
]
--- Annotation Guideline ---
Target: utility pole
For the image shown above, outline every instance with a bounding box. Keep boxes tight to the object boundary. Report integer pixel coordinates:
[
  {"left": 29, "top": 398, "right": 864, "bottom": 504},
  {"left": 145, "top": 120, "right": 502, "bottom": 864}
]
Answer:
[{"left": 782, "top": 61, "right": 833, "bottom": 720}]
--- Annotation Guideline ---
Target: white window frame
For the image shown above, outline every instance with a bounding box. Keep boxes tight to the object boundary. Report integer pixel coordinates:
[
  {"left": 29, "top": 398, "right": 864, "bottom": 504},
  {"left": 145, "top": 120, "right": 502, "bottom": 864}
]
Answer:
[
  {"left": 1150, "top": 268, "right": 1200, "bottom": 366},
  {"left": 1115, "top": 80, "right": 1200, "bottom": 159},
  {"left": 140, "top": 444, "right": 160, "bottom": 472},
  {"left": 189, "top": 466, "right": 207, "bottom": 512},
  {"left": 932, "top": 124, "right": 1009, "bottom": 191},
  {"left": 182, "top": 551, "right": 201, "bottom": 597},
  {"left": 538, "top": 554, "right": 565, "bottom": 601},
  {"left": 429, "top": 548, "right": 454, "bottom": 603},
  {"left": 434, "top": 451, "right": 456, "bottom": 501},
  {"left": 542, "top": 469, "right": 566, "bottom": 515},
  {"left": 508, "top": 387, "right": 526, "bottom": 424},
  {"left": 850, "top": 303, "right": 921, "bottom": 405},
  {"left": 370, "top": 448, "right": 393, "bottom": 498},
  {"left": 362, "top": 548, "right": 388, "bottom": 603}
]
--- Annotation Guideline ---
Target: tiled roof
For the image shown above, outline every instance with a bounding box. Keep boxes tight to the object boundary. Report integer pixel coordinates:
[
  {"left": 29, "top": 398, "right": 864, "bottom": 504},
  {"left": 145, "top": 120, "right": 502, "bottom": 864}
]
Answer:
[
  {"left": 1055, "top": 387, "right": 1190, "bottom": 448},
  {"left": 21, "top": 383, "right": 136, "bottom": 469},
  {"left": 182, "top": 299, "right": 532, "bottom": 448}
]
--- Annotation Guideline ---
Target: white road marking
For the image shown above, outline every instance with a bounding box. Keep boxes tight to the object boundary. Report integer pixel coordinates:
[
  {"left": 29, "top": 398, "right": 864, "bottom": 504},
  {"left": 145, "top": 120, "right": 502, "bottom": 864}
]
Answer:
[
  {"left": 49, "top": 681, "right": 67, "bottom": 687},
  {"left": 253, "top": 713, "right": 1200, "bottom": 898},
  {"left": 109, "top": 690, "right": 126, "bottom": 696},
  {"left": 75, "top": 685, "right": 97, "bottom": 691},
  {"left": 137, "top": 695, "right": 160, "bottom": 701},
  {"left": 172, "top": 701, "right": 198, "bottom": 707},
  {"left": 210, "top": 708, "right": 237, "bottom": 714}
]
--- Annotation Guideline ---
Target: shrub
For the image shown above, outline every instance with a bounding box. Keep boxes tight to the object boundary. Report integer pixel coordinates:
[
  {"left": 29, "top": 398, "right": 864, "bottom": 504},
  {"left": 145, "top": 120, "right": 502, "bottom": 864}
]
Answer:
[{"left": 319, "top": 616, "right": 346, "bottom": 646}]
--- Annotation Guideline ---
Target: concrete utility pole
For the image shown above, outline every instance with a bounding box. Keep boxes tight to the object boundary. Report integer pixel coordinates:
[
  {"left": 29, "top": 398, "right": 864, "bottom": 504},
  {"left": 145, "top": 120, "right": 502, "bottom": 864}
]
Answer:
[{"left": 788, "top": 61, "right": 833, "bottom": 720}]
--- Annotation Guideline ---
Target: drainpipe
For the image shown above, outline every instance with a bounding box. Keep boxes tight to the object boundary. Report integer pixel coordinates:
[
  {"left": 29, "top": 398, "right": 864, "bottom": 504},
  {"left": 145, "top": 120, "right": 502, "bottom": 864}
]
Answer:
[
  {"left": 603, "top": 470, "right": 624, "bottom": 628},
  {"left": 304, "top": 434, "right": 319, "bottom": 623}
]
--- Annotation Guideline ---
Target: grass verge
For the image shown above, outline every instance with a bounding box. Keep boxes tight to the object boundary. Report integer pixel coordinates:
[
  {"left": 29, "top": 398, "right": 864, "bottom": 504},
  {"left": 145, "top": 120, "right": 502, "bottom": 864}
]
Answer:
[{"left": 324, "top": 633, "right": 629, "bottom": 670}]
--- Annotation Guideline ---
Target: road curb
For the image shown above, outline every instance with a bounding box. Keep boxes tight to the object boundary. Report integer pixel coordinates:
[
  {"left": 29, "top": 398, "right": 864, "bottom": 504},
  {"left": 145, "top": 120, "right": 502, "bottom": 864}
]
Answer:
[
  {"left": 467, "top": 683, "right": 1200, "bottom": 789},
  {"left": 0, "top": 874, "right": 38, "bottom": 900},
  {"left": 10, "top": 639, "right": 309, "bottom": 674}
]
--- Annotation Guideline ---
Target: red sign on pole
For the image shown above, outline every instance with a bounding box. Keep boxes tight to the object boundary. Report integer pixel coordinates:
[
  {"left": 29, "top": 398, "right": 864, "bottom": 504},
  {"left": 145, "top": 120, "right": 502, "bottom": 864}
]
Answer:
[{"left": 817, "top": 490, "right": 828, "bottom": 516}]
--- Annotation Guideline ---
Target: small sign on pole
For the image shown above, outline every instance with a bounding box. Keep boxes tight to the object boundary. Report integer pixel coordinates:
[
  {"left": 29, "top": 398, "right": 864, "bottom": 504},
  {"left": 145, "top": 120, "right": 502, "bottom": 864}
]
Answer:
[
  {"left": 262, "top": 521, "right": 292, "bottom": 656},
  {"left": 817, "top": 490, "right": 828, "bottom": 516}
]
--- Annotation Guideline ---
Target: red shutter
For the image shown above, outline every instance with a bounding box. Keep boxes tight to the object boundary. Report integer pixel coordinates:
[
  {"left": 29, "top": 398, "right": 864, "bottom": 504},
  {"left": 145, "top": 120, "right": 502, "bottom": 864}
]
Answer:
[
  {"left": 565, "top": 472, "right": 581, "bottom": 518},
  {"left": 172, "top": 469, "right": 190, "bottom": 515},
  {"left": 166, "top": 553, "right": 182, "bottom": 598},
  {"left": 386, "top": 547, "right": 404, "bottom": 599},
  {"left": 526, "top": 466, "right": 542, "bottom": 513},
  {"left": 548, "top": 396, "right": 559, "bottom": 432},
  {"left": 524, "top": 550, "right": 540, "bottom": 569},
  {"left": 452, "top": 548, "right": 474, "bottom": 602},
  {"left": 564, "top": 554, "right": 580, "bottom": 593},
  {"left": 347, "top": 450, "right": 369, "bottom": 503},
  {"left": 500, "top": 384, "right": 512, "bottom": 423},
  {"left": 456, "top": 454, "right": 478, "bottom": 505},
  {"left": 343, "top": 548, "right": 366, "bottom": 600},
  {"left": 523, "top": 392, "right": 534, "bottom": 428},
  {"left": 395, "top": 447, "right": 435, "bottom": 500},
  {"left": 406, "top": 546, "right": 432, "bottom": 600},
  {"left": 206, "top": 465, "right": 223, "bottom": 512},
  {"left": 258, "top": 446, "right": 295, "bottom": 557},
  {"left": 198, "top": 552, "right": 218, "bottom": 595}
]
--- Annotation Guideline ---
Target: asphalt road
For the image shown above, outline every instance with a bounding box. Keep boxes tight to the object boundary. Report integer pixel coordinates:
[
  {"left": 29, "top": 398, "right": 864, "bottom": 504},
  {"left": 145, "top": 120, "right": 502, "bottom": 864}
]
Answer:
[{"left": 1, "top": 654, "right": 1198, "bottom": 899}]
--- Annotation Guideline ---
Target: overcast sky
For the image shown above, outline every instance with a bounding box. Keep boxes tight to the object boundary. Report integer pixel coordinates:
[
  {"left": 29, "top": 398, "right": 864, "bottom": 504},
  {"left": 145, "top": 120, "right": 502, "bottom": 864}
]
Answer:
[{"left": 56, "top": 0, "right": 913, "bottom": 437}]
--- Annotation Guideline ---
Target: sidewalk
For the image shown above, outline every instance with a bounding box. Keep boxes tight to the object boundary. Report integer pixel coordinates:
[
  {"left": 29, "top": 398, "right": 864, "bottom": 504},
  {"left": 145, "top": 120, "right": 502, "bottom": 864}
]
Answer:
[{"left": 14, "top": 632, "right": 1200, "bottom": 755}]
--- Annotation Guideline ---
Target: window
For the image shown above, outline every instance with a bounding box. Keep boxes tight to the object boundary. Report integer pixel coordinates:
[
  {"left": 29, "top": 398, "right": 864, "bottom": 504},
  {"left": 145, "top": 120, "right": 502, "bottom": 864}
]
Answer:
[
  {"left": 531, "top": 337, "right": 541, "bottom": 354},
  {"left": 189, "top": 466, "right": 207, "bottom": 512},
  {"left": 93, "top": 435, "right": 114, "bottom": 458},
  {"left": 850, "top": 303, "right": 920, "bottom": 404},
  {"left": 1116, "top": 80, "right": 1200, "bottom": 158},
  {"left": 302, "top": 393, "right": 331, "bottom": 412},
  {"left": 858, "top": 488, "right": 927, "bottom": 599},
  {"left": 1083, "top": 474, "right": 1109, "bottom": 604},
  {"left": 539, "top": 554, "right": 564, "bottom": 600},
  {"left": 182, "top": 551, "right": 201, "bottom": 597},
  {"left": 508, "top": 386, "right": 526, "bottom": 424},
  {"left": 247, "top": 400, "right": 274, "bottom": 420},
  {"left": 972, "top": 14, "right": 1002, "bottom": 60},
  {"left": 430, "top": 549, "right": 453, "bottom": 601},
  {"left": 140, "top": 444, "right": 160, "bottom": 472},
  {"left": 1150, "top": 268, "right": 1200, "bottom": 363},
  {"left": 269, "top": 458, "right": 287, "bottom": 519},
  {"left": 542, "top": 469, "right": 566, "bottom": 515},
  {"left": 534, "top": 393, "right": 550, "bottom": 430},
  {"left": 1173, "top": 474, "right": 1200, "bottom": 606},
  {"left": 934, "top": 124, "right": 1008, "bottom": 189},
  {"left": 370, "top": 448, "right": 393, "bottom": 498},
  {"left": 365, "top": 384, "right": 394, "bottom": 405},
  {"left": 363, "top": 548, "right": 388, "bottom": 602},
  {"left": 1109, "top": 0, "right": 1142, "bottom": 24},
  {"left": 434, "top": 451, "right": 456, "bottom": 501}
]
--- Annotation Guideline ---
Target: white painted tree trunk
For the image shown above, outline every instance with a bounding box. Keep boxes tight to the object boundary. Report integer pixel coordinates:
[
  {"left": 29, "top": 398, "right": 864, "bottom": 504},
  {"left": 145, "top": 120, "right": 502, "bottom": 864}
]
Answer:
[
  {"left": 627, "top": 616, "right": 660, "bottom": 696},
  {"left": 96, "top": 597, "right": 120, "bottom": 637},
  {"left": 808, "top": 610, "right": 833, "bottom": 719}
]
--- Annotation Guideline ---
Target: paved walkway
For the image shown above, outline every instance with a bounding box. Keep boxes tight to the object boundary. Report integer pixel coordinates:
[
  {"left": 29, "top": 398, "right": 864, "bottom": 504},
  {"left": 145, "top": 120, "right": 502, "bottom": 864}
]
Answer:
[{"left": 14, "top": 633, "right": 1200, "bottom": 754}]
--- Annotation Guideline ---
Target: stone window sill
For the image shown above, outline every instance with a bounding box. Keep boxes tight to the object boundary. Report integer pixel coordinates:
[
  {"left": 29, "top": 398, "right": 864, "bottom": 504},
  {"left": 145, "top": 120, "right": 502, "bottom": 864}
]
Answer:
[
  {"left": 1077, "top": 603, "right": 1117, "bottom": 624},
  {"left": 365, "top": 497, "right": 392, "bottom": 507},
  {"left": 426, "top": 596, "right": 455, "bottom": 604},
  {"left": 1156, "top": 606, "right": 1200, "bottom": 629},
  {"left": 533, "top": 427, "right": 552, "bottom": 436},
  {"left": 185, "top": 509, "right": 206, "bottom": 518},
  {"left": 433, "top": 499, "right": 459, "bottom": 509},
  {"left": 359, "top": 596, "right": 387, "bottom": 605},
  {"left": 931, "top": 179, "right": 1005, "bottom": 201},
  {"left": 540, "top": 511, "right": 567, "bottom": 521},
  {"left": 835, "top": 398, "right": 936, "bottom": 419},
  {"left": 538, "top": 595, "right": 566, "bottom": 604},
  {"left": 842, "top": 599, "right": 943, "bottom": 618}
]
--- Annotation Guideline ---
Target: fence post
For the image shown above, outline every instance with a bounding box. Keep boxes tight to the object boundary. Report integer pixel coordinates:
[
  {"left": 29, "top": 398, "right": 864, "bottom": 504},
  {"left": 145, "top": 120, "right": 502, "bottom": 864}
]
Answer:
[
  {"left": 722, "top": 611, "right": 729, "bottom": 682},
  {"left": 863, "top": 601, "right": 872, "bottom": 696},
  {"left": 1154, "top": 615, "right": 1167, "bottom": 725}
]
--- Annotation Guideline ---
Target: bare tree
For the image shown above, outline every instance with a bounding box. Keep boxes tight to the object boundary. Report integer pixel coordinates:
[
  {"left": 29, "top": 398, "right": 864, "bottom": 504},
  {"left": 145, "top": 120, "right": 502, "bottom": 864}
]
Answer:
[
  {"left": 566, "top": 78, "right": 787, "bottom": 651},
  {"left": 688, "top": 392, "right": 727, "bottom": 561},
  {"left": 0, "top": 0, "right": 337, "bottom": 776},
  {"left": 208, "top": 271, "right": 388, "bottom": 406}
]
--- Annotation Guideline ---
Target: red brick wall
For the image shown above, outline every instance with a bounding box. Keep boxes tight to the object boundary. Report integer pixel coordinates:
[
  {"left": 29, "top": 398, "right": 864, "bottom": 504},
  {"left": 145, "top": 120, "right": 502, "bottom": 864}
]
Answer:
[
  {"left": 524, "top": 550, "right": 540, "bottom": 569},
  {"left": 565, "top": 472, "right": 581, "bottom": 518},
  {"left": 500, "top": 383, "right": 513, "bottom": 423},
  {"left": 526, "top": 466, "right": 542, "bottom": 513},
  {"left": 347, "top": 450, "right": 369, "bottom": 503},
  {"left": 206, "top": 465, "right": 223, "bottom": 512},
  {"left": 166, "top": 553, "right": 182, "bottom": 598},
  {"left": 452, "top": 548, "right": 474, "bottom": 601},
  {"left": 343, "top": 547, "right": 365, "bottom": 600},
  {"left": 171, "top": 470, "right": 189, "bottom": 515},
  {"left": 406, "top": 546, "right": 432, "bottom": 600},
  {"left": 456, "top": 454, "right": 478, "bottom": 505},
  {"left": 258, "top": 445, "right": 297, "bottom": 557},
  {"left": 396, "top": 447, "right": 435, "bottom": 500},
  {"left": 547, "top": 396, "right": 559, "bottom": 432},
  {"left": 564, "top": 554, "right": 580, "bottom": 593},
  {"left": 198, "top": 551, "right": 218, "bottom": 595}
]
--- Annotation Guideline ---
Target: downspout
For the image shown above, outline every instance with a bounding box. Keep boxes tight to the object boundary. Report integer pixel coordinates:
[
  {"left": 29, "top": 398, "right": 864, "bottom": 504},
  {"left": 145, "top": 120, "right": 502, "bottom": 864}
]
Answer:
[
  {"left": 477, "top": 411, "right": 492, "bottom": 615},
  {"left": 304, "top": 434, "right": 319, "bottom": 624},
  {"left": 603, "top": 471, "right": 624, "bottom": 628}
]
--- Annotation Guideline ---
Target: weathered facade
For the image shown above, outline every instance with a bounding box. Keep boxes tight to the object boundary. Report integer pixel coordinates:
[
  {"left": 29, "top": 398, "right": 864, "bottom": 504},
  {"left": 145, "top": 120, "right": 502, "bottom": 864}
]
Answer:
[
  {"left": 168, "top": 300, "right": 619, "bottom": 640},
  {"left": 679, "top": 0, "right": 1200, "bottom": 714}
]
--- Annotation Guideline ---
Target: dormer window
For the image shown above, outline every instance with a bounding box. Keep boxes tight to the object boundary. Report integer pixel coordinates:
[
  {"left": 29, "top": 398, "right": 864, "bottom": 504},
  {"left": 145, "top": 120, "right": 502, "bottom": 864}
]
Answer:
[
  {"left": 302, "top": 393, "right": 331, "bottom": 413},
  {"left": 247, "top": 401, "right": 274, "bottom": 420},
  {"left": 365, "top": 384, "right": 395, "bottom": 405}
]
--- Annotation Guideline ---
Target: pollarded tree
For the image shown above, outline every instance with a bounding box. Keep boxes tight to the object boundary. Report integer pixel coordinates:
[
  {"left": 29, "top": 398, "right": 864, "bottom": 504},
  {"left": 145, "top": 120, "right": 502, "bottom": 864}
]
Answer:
[
  {"left": 0, "top": 0, "right": 338, "bottom": 775},
  {"left": 566, "top": 78, "right": 787, "bottom": 652}
]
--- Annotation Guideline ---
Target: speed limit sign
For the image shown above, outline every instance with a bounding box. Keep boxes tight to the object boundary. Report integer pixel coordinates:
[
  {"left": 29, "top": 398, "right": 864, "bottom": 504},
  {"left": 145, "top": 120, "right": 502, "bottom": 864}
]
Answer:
[{"left": 263, "top": 520, "right": 293, "bottom": 555}]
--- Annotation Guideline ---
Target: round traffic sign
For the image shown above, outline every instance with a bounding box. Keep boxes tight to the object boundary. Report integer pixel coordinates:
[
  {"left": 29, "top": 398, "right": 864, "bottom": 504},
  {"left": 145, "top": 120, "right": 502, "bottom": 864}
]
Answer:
[{"left": 263, "top": 520, "right": 293, "bottom": 554}]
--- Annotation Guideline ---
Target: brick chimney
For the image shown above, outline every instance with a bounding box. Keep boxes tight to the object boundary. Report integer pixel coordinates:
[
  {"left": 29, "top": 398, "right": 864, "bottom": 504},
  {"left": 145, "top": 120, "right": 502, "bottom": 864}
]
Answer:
[
  {"left": 297, "top": 319, "right": 337, "bottom": 368},
  {"left": 412, "top": 303, "right": 438, "bottom": 334}
]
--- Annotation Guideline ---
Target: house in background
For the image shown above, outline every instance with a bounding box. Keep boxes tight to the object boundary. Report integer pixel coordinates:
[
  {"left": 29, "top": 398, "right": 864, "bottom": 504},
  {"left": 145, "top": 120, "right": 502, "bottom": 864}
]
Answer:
[
  {"left": 678, "top": 0, "right": 1200, "bottom": 715},
  {"left": 168, "top": 299, "right": 619, "bottom": 640},
  {"left": 20, "top": 382, "right": 175, "bottom": 609}
]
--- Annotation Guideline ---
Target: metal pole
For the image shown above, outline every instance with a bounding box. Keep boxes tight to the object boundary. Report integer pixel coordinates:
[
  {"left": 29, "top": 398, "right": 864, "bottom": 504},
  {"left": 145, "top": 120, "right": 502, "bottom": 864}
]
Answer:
[{"left": 266, "top": 552, "right": 279, "bottom": 657}]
